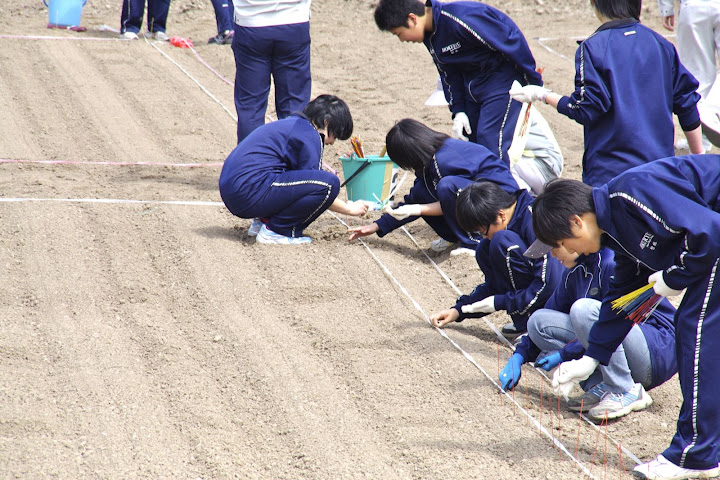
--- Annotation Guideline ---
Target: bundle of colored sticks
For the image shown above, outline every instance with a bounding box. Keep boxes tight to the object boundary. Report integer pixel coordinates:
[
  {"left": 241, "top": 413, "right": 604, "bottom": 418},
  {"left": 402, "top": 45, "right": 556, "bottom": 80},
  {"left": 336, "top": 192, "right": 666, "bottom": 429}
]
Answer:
[
  {"left": 610, "top": 283, "right": 662, "bottom": 324},
  {"left": 350, "top": 137, "right": 365, "bottom": 158}
]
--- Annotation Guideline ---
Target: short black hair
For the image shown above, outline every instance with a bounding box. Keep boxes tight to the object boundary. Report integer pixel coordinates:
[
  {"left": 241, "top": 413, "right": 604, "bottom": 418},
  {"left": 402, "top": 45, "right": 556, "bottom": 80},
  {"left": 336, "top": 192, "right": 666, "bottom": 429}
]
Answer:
[
  {"left": 374, "top": 0, "right": 425, "bottom": 31},
  {"left": 385, "top": 119, "right": 449, "bottom": 172},
  {"left": 456, "top": 182, "right": 517, "bottom": 232},
  {"left": 303, "top": 95, "right": 353, "bottom": 140},
  {"left": 592, "top": 0, "right": 641, "bottom": 20},
  {"left": 532, "top": 178, "right": 595, "bottom": 247}
]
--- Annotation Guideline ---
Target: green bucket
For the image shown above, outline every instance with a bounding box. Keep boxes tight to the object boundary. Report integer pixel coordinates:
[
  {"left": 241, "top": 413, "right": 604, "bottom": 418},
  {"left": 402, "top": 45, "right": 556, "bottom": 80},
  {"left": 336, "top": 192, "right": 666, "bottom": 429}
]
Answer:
[{"left": 340, "top": 154, "right": 398, "bottom": 203}]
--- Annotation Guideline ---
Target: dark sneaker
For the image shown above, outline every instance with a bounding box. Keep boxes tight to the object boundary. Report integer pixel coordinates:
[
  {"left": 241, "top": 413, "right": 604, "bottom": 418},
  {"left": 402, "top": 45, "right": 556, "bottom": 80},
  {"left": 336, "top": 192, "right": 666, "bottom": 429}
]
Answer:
[
  {"left": 567, "top": 382, "right": 608, "bottom": 412},
  {"left": 501, "top": 322, "right": 527, "bottom": 340},
  {"left": 208, "top": 30, "right": 234, "bottom": 45}
]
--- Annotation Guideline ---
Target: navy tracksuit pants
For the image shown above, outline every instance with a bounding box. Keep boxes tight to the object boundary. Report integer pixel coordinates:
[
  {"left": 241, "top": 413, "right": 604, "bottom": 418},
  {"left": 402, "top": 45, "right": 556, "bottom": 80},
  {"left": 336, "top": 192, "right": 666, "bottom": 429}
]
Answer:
[
  {"left": 120, "top": 0, "right": 170, "bottom": 34},
  {"left": 474, "top": 229, "right": 536, "bottom": 330},
  {"left": 221, "top": 170, "right": 339, "bottom": 238},
  {"left": 665, "top": 260, "right": 720, "bottom": 470},
  {"left": 231, "top": 22, "right": 312, "bottom": 143},
  {"left": 466, "top": 91, "right": 523, "bottom": 165}
]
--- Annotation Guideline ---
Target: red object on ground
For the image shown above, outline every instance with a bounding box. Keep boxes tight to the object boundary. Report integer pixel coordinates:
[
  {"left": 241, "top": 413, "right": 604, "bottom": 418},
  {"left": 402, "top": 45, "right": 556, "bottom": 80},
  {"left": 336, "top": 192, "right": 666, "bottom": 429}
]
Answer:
[{"left": 170, "top": 36, "right": 193, "bottom": 48}]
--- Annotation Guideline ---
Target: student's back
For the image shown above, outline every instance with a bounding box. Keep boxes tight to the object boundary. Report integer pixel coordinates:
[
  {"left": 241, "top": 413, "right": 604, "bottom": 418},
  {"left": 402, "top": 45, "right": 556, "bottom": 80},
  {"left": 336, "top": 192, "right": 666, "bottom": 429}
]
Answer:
[{"left": 561, "top": 20, "right": 700, "bottom": 186}]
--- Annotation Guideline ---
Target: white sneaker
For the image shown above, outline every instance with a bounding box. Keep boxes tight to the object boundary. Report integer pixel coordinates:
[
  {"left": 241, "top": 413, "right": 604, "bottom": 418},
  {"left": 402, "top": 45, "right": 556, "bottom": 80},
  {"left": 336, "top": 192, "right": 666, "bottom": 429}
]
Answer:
[
  {"left": 256, "top": 225, "right": 311, "bottom": 245},
  {"left": 429, "top": 237, "right": 453, "bottom": 252},
  {"left": 248, "top": 218, "right": 264, "bottom": 237},
  {"left": 121, "top": 31, "right": 138, "bottom": 40},
  {"left": 450, "top": 247, "right": 475, "bottom": 256},
  {"left": 588, "top": 383, "right": 652, "bottom": 421},
  {"left": 632, "top": 454, "right": 720, "bottom": 479},
  {"left": 144, "top": 31, "right": 170, "bottom": 41}
]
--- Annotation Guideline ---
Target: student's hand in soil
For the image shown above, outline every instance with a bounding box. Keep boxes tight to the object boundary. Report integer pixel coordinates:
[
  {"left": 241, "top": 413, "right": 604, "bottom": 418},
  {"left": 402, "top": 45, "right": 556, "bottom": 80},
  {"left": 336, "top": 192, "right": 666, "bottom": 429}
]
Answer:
[
  {"left": 430, "top": 308, "right": 460, "bottom": 328},
  {"left": 347, "top": 222, "right": 379, "bottom": 241},
  {"left": 346, "top": 200, "right": 371, "bottom": 217}
]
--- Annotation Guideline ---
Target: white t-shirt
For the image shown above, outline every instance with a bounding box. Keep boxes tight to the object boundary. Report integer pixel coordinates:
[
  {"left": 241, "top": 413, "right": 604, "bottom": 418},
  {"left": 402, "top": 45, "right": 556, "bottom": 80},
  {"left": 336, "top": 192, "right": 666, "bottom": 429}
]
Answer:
[{"left": 233, "top": 0, "right": 312, "bottom": 27}]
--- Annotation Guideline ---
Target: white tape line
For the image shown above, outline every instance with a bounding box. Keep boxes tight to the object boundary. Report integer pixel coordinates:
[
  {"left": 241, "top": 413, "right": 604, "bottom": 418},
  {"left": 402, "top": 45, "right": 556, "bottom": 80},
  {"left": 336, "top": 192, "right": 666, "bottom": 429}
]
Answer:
[
  {"left": 143, "top": 36, "right": 238, "bottom": 122},
  {"left": 332, "top": 213, "right": 597, "bottom": 478},
  {"left": 0, "top": 34, "right": 122, "bottom": 41},
  {"left": 0, "top": 197, "right": 223, "bottom": 207},
  {"left": 398, "top": 225, "right": 641, "bottom": 465},
  {"left": 0, "top": 158, "right": 223, "bottom": 168}
]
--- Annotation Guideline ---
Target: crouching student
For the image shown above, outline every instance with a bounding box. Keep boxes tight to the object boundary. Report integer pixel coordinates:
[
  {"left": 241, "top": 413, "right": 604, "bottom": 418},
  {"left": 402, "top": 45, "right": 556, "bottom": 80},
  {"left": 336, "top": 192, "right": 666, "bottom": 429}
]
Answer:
[
  {"left": 348, "top": 119, "right": 520, "bottom": 253},
  {"left": 219, "top": 95, "right": 369, "bottom": 245},
  {"left": 500, "top": 246, "right": 677, "bottom": 423},
  {"left": 430, "top": 181, "right": 563, "bottom": 339},
  {"left": 530, "top": 157, "right": 720, "bottom": 480}
]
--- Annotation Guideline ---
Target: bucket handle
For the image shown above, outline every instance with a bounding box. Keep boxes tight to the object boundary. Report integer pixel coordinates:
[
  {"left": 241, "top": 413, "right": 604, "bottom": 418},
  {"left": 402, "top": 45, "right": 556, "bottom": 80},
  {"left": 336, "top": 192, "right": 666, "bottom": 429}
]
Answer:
[
  {"left": 340, "top": 155, "right": 372, "bottom": 188},
  {"left": 44, "top": 0, "right": 88, "bottom": 7}
]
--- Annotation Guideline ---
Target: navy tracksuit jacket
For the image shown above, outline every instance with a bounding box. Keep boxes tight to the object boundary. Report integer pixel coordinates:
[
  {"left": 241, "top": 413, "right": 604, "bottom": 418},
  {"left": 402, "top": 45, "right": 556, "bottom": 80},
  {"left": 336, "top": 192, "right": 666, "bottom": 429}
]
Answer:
[
  {"left": 515, "top": 249, "right": 677, "bottom": 391},
  {"left": 424, "top": 0, "right": 541, "bottom": 164},
  {"left": 452, "top": 190, "right": 563, "bottom": 330},
  {"left": 588, "top": 155, "right": 720, "bottom": 469},
  {"left": 557, "top": 18, "right": 700, "bottom": 187},
  {"left": 218, "top": 114, "right": 338, "bottom": 238},
  {"left": 374, "top": 139, "right": 519, "bottom": 249}
]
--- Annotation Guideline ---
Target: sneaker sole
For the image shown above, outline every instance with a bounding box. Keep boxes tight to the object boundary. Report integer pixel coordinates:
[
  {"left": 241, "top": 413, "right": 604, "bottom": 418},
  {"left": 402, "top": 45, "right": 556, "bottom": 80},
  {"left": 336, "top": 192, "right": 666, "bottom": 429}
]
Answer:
[{"left": 632, "top": 466, "right": 720, "bottom": 479}]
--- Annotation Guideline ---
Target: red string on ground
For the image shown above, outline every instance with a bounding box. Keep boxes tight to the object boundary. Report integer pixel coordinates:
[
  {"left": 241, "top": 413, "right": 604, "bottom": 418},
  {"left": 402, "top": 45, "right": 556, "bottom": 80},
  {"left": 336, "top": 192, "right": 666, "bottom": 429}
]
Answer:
[
  {"left": 575, "top": 398, "right": 583, "bottom": 460},
  {"left": 603, "top": 413, "right": 609, "bottom": 480}
]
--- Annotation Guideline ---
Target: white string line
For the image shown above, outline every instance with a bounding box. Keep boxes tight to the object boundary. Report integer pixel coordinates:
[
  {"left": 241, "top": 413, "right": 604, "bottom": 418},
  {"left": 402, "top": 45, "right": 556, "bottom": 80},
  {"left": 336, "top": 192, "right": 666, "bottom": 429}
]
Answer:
[
  {"left": 399, "top": 225, "right": 641, "bottom": 465},
  {"left": 331, "top": 214, "right": 597, "bottom": 479},
  {"left": 143, "top": 35, "right": 238, "bottom": 122},
  {"left": 0, "top": 158, "right": 222, "bottom": 167},
  {"left": 0, "top": 34, "right": 122, "bottom": 41},
  {"left": 0, "top": 197, "right": 223, "bottom": 206}
]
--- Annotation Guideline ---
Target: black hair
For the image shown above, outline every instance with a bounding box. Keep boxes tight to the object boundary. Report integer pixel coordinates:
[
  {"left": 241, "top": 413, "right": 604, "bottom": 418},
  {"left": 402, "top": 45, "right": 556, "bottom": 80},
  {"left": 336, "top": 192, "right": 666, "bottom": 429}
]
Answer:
[
  {"left": 531, "top": 178, "right": 595, "bottom": 247},
  {"left": 303, "top": 95, "right": 353, "bottom": 140},
  {"left": 374, "top": 0, "right": 426, "bottom": 31},
  {"left": 385, "top": 119, "right": 449, "bottom": 172},
  {"left": 456, "top": 182, "right": 517, "bottom": 232},
  {"left": 592, "top": 0, "right": 641, "bottom": 20}
]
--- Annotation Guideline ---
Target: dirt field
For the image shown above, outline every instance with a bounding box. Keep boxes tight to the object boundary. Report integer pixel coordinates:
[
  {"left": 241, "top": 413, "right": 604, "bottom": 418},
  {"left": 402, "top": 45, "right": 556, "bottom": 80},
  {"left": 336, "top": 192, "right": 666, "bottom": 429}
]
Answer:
[{"left": 0, "top": 0, "right": 688, "bottom": 478}]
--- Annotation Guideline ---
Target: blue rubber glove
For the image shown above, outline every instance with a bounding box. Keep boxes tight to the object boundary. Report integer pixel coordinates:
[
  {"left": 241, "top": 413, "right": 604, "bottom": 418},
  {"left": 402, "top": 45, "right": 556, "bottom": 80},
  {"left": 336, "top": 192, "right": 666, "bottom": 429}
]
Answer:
[
  {"left": 535, "top": 351, "right": 563, "bottom": 371},
  {"left": 499, "top": 353, "right": 525, "bottom": 391}
]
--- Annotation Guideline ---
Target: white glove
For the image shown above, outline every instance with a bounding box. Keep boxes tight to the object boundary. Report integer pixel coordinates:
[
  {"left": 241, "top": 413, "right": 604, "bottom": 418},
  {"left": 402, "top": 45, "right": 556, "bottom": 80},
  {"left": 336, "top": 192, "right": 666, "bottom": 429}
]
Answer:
[
  {"left": 508, "top": 82, "right": 550, "bottom": 104},
  {"left": 551, "top": 355, "right": 598, "bottom": 399},
  {"left": 461, "top": 296, "right": 496, "bottom": 314},
  {"left": 383, "top": 203, "right": 422, "bottom": 220},
  {"left": 648, "top": 271, "right": 683, "bottom": 298},
  {"left": 452, "top": 112, "right": 472, "bottom": 141}
]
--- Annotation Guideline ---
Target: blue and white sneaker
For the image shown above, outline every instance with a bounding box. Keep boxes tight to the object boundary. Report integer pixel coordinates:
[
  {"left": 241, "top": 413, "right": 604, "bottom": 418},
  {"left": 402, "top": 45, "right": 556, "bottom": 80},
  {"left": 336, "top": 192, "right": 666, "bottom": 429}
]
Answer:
[
  {"left": 588, "top": 383, "right": 652, "bottom": 421},
  {"left": 256, "top": 225, "right": 312, "bottom": 245},
  {"left": 567, "top": 382, "right": 608, "bottom": 412},
  {"left": 248, "top": 218, "right": 264, "bottom": 237}
]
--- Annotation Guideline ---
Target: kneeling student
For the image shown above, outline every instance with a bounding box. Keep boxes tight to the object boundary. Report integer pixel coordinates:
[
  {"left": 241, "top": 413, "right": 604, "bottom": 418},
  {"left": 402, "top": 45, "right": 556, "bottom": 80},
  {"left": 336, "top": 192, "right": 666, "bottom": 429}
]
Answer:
[
  {"left": 500, "top": 246, "right": 676, "bottom": 423},
  {"left": 430, "top": 181, "right": 562, "bottom": 338},
  {"left": 348, "top": 119, "right": 520, "bottom": 253},
  {"left": 219, "top": 95, "right": 369, "bottom": 245}
]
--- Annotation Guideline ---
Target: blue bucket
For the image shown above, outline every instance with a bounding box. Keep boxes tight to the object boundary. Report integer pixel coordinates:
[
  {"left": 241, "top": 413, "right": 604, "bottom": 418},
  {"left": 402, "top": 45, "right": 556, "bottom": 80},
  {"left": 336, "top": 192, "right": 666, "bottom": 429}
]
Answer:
[
  {"left": 340, "top": 154, "right": 398, "bottom": 203},
  {"left": 44, "top": 0, "right": 87, "bottom": 27}
]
